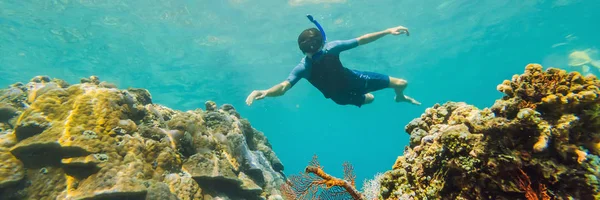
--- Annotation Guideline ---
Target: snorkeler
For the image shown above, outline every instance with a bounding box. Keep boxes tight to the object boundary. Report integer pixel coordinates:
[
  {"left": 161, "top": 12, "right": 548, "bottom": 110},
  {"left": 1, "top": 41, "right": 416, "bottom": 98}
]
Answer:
[{"left": 245, "top": 15, "right": 421, "bottom": 107}]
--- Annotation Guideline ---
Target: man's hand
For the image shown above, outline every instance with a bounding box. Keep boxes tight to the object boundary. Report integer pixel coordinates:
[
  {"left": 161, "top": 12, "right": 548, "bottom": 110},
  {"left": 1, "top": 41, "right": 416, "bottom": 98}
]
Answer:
[
  {"left": 245, "top": 81, "right": 291, "bottom": 106},
  {"left": 386, "top": 26, "right": 409, "bottom": 36},
  {"left": 245, "top": 90, "right": 267, "bottom": 106}
]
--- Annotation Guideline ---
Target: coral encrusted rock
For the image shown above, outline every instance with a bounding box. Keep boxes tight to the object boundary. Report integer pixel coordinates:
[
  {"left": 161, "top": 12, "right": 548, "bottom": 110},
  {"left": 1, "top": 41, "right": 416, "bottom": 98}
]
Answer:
[
  {"left": 379, "top": 64, "right": 600, "bottom": 200},
  {"left": 0, "top": 75, "right": 286, "bottom": 200}
]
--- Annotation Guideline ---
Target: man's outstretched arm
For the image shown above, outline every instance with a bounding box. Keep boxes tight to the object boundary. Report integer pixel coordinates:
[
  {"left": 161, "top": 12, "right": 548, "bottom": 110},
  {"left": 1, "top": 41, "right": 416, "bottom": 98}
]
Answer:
[
  {"left": 357, "top": 26, "right": 409, "bottom": 46},
  {"left": 245, "top": 81, "right": 292, "bottom": 106},
  {"left": 245, "top": 60, "right": 306, "bottom": 106}
]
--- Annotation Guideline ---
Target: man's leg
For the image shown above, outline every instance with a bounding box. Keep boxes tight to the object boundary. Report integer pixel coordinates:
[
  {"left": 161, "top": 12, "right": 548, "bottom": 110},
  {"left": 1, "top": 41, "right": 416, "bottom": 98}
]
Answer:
[
  {"left": 352, "top": 69, "right": 421, "bottom": 105},
  {"left": 388, "top": 77, "right": 420, "bottom": 105}
]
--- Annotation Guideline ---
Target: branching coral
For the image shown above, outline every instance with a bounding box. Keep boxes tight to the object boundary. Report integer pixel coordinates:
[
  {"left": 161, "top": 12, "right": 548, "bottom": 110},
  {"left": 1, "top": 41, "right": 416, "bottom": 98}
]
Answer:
[
  {"left": 281, "top": 154, "right": 363, "bottom": 200},
  {"left": 514, "top": 168, "right": 550, "bottom": 200}
]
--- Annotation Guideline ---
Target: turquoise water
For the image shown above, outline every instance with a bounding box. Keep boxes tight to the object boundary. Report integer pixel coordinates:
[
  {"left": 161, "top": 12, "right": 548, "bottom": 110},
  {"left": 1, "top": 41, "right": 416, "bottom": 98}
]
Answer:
[{"left": 1, "top": 0, "right": 599, "bottom": 191}]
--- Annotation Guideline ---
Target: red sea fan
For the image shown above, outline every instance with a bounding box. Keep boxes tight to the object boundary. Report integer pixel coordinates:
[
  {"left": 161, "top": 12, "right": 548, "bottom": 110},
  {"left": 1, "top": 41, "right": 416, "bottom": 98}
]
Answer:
[{"left": 280, "top": 154, "right": 364, "bottom": 200}]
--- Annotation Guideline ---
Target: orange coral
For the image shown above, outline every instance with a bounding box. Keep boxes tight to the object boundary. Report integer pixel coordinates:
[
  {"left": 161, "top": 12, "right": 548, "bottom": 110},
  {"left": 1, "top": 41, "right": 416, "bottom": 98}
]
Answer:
[
  {"left": 518, "top": 100, "right": 538, "bottom": 110},
  {"left": 515, "top": 168, "right": 550, "bottom": 200},
  {"left": 281, "top": 155, "right": 364, "bottom": 200}
]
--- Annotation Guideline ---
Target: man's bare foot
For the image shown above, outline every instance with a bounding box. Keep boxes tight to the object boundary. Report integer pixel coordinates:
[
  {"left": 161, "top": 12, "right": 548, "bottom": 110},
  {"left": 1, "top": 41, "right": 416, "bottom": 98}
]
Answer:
[{"left": 395, "top": 95, "right": 421, "bottom": 105}]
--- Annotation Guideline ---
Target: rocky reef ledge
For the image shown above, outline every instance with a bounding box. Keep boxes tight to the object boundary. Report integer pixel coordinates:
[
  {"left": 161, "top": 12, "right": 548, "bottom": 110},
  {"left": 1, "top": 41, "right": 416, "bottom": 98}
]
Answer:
[{"left": 0, "top": 76, "right": 285, "bottom": 200}]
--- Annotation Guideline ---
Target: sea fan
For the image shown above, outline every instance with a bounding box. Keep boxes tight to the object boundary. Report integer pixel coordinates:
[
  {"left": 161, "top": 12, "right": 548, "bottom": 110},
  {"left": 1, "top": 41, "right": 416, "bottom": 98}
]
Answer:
[{"left": 280, "top": 154, "right": 363, "bottom": 200}]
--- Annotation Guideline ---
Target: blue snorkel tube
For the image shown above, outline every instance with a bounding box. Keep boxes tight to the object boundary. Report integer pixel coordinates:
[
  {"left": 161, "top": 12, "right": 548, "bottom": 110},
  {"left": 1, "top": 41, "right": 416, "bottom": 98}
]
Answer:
[{"left": 306, "top": 14, "right": 327, "bottom": 45}]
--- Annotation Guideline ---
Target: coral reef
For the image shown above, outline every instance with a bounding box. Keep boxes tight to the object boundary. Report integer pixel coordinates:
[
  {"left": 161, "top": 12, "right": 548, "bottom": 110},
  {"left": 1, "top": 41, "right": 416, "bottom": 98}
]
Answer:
[
  {"left": 379, "top": 64, "right": 600, "bottom": 200},
  {"left": 0, "top": 76, "right": 286, "bottom": 200}
]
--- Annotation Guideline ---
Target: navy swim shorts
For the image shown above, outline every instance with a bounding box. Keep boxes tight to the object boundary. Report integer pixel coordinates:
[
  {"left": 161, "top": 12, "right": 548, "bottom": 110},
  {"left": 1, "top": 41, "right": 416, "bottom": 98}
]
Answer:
[{"left": 330, "top": 70, "right": 391, "bottom": 107}]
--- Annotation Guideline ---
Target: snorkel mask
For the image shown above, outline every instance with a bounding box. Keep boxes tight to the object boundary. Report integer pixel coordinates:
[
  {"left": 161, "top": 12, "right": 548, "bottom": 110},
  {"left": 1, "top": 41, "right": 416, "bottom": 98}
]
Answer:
[{"left": 306, "top": 14, "right": 327, "bottom": 45}]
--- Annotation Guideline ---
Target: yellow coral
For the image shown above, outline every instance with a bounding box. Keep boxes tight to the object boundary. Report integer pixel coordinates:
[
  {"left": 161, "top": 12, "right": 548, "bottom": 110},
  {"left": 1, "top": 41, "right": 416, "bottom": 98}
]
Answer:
[
  {"left": 533, "top": 135, "right": 549, "bottom": 152},
  {"left": 497, "top": 82, "right": 513, "bottom": 96},
  {"left": 3, "top": 76, "right": 285, "bottom": 200},
  {"left": 575, "top": 149, "right": 587, "bottom": 164},
  {"left": 497, "top": 64, "right": 599, "bottom": 157},
  {"left": 222, "top": 150, "right": 240, "bottom": 171},
  {"left": 0, "top": 149, "right": 24, "bottom": 187},
  {"left": 392, "top": 156, "right": 405, "bottom": 170},
  {"left": 497, "top": 63, "right": 599, "bottom": 111},
  {"left": 384, "top": 64, "right": 600, "bottom": 200},
  {"left": 541, "top": 94, "right": 558, "bottom": 104},
  {"left": 10, "top": 82, "right": 147, "bottom": 199},
  {"left": 578, "top": 90, "right": 597, "bottom": 101},
  {"left": 532, "top": 119, "right": 553, "bottom": 153},
  {"left": 586, "top": 139, "right": 600, "bottom": 156},
  {"left": 57, "top": 86, "right": 124, "bottom": 150}
]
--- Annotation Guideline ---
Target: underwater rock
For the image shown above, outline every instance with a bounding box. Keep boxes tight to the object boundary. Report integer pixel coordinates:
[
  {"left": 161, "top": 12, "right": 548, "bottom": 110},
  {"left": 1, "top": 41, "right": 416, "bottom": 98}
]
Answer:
[
  {"left": 163, "top": 172, "right": 203, "bottom": 200},
  {"left": 144, "top": 182, "right": 180, "bottom": 200},
  {"left": 0, "top": 148, "right": 25, "bottom": 188},
  {"left": 182, "top": 151, "right": 266, "bottom": 199},
  {"left": 126, "top": 88, "right": 153, "bottom": 105},
  {"left": 183, "top": 152, "right": 240, "bottom": 184},
  {"left": 12, "top": 111, "right": 51, "bottom": 141},
  {"left": 205, "top": 100, "right": 217, "bottom": 111},
  {"left": 98, "top": 81, "right": 117, "bottom": 89},
  {"left": 0, "top": 86, "right": 26, "bottom": 115},
  {"left": 0, "top": 104, "right": 18, "bottom": 123},
  {"left": 0, "top": 75, "right": 286, "bottom": 200},
  {"left": 30, "top": 75, "right": 51, "bottom": 83},
  {"left": 80, "top": 75, "right": 100, "bottom": 85},
  {"left": 240, "top": 119, "right": 285, "bottom": 172},
  {"left": 221, "top": 103, "right": 241, "bottom": 118},
  {"left": 380, "top": 64, "right": 600, "bottom": 200}
]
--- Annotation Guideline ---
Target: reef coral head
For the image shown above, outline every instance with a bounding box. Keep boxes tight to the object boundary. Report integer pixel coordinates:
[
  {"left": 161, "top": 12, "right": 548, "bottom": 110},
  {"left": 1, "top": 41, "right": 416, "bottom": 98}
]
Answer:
[
  {"left": 493, "top": 64, "right": 600, "bottom": 158},
  {"left": 496, "top": 63, "right": 598, "bottom": 116},
  {"left": 380, "top": 64, "right": 600, "bottom": 200}
]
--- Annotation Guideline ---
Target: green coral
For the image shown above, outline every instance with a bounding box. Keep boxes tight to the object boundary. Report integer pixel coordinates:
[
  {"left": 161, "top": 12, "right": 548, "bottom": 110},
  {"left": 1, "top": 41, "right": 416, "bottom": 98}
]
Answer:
[{"left": 582, "top": 103, "right": 600, "bottom": 126}]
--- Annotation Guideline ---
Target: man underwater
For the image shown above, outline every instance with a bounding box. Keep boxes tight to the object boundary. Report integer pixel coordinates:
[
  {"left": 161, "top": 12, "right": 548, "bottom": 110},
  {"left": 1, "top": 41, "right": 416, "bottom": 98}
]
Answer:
[{"left": 246, "top": 15, "right": 421, "bottom": 107}]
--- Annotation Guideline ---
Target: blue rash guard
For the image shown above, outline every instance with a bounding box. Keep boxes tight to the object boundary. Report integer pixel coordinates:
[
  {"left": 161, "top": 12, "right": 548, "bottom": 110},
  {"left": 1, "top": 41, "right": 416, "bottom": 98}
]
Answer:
[{"left": 286, "top": 38, "right": 390, "bottom": 107}]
